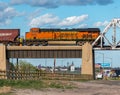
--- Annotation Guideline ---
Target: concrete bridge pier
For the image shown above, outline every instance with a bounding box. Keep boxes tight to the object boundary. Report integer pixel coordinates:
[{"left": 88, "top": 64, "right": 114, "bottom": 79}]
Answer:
[
  {"left": 0, "top": 45, "right": 7, "bottom": 71},
  {"left": 0, "top": 45, "right": 9, "bottom": 79},
  {"left": 81, "top": 42, "right": 95, "bottom": 79}
]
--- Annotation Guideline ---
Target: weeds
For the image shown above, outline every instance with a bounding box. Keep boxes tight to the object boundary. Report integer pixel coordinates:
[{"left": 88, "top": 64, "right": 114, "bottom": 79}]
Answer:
[{"left": 0, "top": 79, "right": 75, "bottom": 89}]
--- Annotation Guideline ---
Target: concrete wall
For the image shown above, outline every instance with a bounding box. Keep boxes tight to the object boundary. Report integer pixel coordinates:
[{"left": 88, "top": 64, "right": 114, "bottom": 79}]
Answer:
[
  {"left": 0, "top": 45, "right": 7, "bottom": 71},
  {"left": 81, "top": 42, "right": 95, "bottom": 78}
]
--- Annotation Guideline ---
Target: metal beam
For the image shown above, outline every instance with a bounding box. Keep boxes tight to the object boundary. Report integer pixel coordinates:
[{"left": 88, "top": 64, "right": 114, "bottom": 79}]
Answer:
[
  {"left": 6, "top": 46, "right": 82, "bottom": 58},
  {"left": 7, "top": 46, "right": 82, "bottom": 50}
]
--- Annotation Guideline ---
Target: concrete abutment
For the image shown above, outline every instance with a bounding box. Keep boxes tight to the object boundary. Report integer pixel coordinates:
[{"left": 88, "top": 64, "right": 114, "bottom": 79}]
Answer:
[
  {"left": 81, "top": 42, "right": 95, "bottom": 79},
  {"left": 0, "top": 45, "right": 7, "bottom": 71}
]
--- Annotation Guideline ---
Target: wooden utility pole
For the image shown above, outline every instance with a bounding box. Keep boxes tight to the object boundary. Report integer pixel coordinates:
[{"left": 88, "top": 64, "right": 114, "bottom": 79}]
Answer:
[{"left": 53, "top": 58, "right": 56, "bottom": 73}]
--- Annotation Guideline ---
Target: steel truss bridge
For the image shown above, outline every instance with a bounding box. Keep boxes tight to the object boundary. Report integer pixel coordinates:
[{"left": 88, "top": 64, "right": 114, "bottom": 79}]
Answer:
[{"left": 92, "top": 18, "right": 120, "bottom": 50}]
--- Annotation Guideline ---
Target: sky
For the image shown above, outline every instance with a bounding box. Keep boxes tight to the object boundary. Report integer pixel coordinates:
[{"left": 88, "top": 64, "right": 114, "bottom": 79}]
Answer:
[{"left": 1, "top": 0, "right": 120, "bottom": 67}]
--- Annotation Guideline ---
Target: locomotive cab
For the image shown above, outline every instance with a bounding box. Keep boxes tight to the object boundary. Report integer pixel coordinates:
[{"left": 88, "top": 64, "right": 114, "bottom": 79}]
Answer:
[{"left": 30, "top": 28, "right": 40, "bottom": 32}]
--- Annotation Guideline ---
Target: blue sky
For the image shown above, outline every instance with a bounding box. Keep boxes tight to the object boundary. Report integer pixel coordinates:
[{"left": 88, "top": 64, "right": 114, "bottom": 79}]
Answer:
[
  {"left": 0, "top": 0, "right": 120, "bottom": 34},
  {"left": 1, "top": 0, "right": 120, "bottom": 67}
]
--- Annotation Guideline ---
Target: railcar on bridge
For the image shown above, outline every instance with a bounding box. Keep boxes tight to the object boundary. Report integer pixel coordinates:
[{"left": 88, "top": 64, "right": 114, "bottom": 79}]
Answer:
[
  {"left": 25, "top": 28, "right": 100, "bottom": 46},
  {"left": 0, "top": 28, "right": 100, "bottom": 46},
  {"left": 0, "top": 29, "right": 20, "bottom": 45}
]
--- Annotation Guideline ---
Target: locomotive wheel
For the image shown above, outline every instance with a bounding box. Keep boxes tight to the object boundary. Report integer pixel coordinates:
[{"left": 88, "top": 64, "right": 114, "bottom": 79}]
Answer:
[
  {"left": 34, "top": 42, "right": 40, "bottom": 46},
  {"left": 25, "top": 40, "right": 33, "bottom": 46},
  {"left": 76, "top": 41, "right": 84, "bottom": 46},
  {"left": 26, "top": 42, "right": 33, "bottom": 46},
  {"left": 8, "top": 42, "right": 13, "bottom": 46},
  {"left": 15, "top": 42, "right": 20, "bottom": 46},
  {"left": 41, "top": 41, "right": 48, "bottom": 46}
]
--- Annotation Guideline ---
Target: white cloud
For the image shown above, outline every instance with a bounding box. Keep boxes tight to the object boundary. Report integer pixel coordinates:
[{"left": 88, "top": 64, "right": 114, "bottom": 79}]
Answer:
[
  {"left": 28, "top": 8, "right": 45, "bottom": 20},
  {"left": 0, "top": 6, "right": 23, "bottom": 26},
  {"left": 4, "top": 7, "right": 18, "bottom": 17},
  {"left": 10, "top": 0, "right": 114, "bottom": 8},
  {"left": 30, "top": 0, "right": 58, "bottom": 8},
  {"left": 10, "top": 0, "right": 28, "bottom": 5},
  {"left": 29, "top": 14, "right": 59, "bottom": 27},
  {"left": 10, "top": 0, "right": 58, "bottom": 8},
  {"left": 60, "top": 0, "right": 93, "bottom": 5},
  {"left": 58, "top": 15, "right": 88, "bottom": 27},
  {"left": 78, "top": 24, "right": 88, "bottom": 28},
  {"left": 93, "top": 21, "right": 109, "bottom": 27},
  {"left": 0, "top": 2, "right": 8, "bottom": 10},
  {"left": 29, "top": 14, "right": 88, "bottom": 28}
]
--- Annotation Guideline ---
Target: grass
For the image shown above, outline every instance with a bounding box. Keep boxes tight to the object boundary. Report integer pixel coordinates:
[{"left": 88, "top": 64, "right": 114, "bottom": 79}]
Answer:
[
  {"left": 0, "top": 79, "right": 46, "bottom": 89},
  {"left": 0, "top": 79, "right": 75, "bottom": 89},
  {"left": 0, "top": 79, "right": 77, "bottom": 95},
  {"left": 47, "top": 80, "right": 74, "bottom": 89},
  {"left": 0, "top": 92, "right": 13, "bottom": 95}
]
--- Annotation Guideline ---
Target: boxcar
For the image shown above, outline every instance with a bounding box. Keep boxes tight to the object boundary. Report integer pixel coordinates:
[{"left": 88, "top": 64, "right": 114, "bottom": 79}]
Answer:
[{"left": 0, "top": 29, "right": 20, "bottom": 45}]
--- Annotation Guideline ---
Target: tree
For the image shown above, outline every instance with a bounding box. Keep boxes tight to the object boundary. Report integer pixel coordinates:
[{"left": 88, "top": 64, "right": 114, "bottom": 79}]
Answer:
[
  {"left": 14, "top": 60, "right": 36, "bottom": 71},
  {"left": 8, "top": 62, "right": 16, "bottom": 71}
]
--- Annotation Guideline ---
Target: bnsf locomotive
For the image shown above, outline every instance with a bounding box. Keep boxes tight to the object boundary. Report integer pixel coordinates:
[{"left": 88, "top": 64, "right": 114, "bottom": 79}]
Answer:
[{"left": 0, "top": 28, "right": 100, "bottom": 46}]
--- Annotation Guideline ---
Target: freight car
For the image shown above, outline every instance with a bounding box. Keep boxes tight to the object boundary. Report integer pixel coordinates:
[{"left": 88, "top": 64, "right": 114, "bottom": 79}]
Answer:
[
  {"left": 0, "top": 29, "right": 20, "bottom": 45},
  {"left": 25, "top": 28, "right": 100, "bottom": 46}
]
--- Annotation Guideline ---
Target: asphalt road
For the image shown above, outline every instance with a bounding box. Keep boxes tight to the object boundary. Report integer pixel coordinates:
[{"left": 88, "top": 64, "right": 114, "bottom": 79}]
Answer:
[{"left": 90, "top": 80, "right": 120, "bottom": 86}]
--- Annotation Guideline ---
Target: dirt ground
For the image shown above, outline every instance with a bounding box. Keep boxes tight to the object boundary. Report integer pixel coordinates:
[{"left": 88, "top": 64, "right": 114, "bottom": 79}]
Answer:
[
  {"left": 2, "top": 80, "right": 120, "bottom": 95},
  {"left": 0, "top": 86, "right": 11, "bottom": 94}
]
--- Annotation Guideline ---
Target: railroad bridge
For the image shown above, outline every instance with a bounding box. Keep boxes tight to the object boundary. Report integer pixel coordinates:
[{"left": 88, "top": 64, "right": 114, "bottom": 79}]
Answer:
[
  {"left": 0, "top": 43, "right": 94, "bottom": 78},
  {"left": 0, "top": 18, "right": 120, "bottom": 79}
]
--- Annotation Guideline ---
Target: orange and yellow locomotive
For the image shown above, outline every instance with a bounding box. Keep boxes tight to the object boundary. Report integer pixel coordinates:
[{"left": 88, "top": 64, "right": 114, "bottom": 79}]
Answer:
[{"left": 25, "top": 28, "right": 100, "bottom": 46}]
